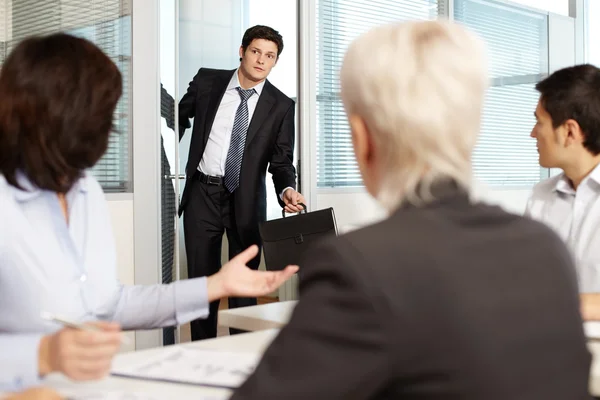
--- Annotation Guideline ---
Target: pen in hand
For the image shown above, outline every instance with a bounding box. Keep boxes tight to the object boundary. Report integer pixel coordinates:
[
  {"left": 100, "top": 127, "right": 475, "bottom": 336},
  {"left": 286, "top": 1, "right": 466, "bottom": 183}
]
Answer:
[{"left": 40, "top": 311, "right": 130, "bottom": 344}]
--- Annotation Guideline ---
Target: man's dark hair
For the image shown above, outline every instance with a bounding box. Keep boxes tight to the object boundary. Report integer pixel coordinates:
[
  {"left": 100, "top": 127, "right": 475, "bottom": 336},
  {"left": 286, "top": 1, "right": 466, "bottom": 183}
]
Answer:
[
  {"left": 0, "top": 33, "right": 122, "bottom": 193},
  {"left": 535, "top": 64, "right": 600, "bottom": 155},
  {"left": 239, "top": 25, "right": 284, "bottom": 61}
]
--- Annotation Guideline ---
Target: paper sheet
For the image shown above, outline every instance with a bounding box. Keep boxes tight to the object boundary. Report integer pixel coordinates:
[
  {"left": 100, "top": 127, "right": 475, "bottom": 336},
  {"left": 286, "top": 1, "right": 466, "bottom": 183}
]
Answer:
[
  {"left": 111, "top": 347, "right": 261, "bottom": 389},
  {"left": 60, "top": 390, "right": 225, "bottom": 400}
]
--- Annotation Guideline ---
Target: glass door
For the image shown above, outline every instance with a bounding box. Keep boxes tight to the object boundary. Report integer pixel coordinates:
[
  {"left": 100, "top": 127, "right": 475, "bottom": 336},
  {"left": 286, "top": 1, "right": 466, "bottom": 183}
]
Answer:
[{"left": 158, "top": 0, "right": 300, "bottom": 345}]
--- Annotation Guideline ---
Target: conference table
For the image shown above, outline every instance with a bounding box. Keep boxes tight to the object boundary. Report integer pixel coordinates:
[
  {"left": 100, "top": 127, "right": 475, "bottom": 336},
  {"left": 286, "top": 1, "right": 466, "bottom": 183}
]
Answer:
[
  {"left": 22, "top": 304, "right": 600, "bottom": 398},
  {"left": 40, "top": 329, "right": 280, "bottom": 399},
  {"left": 219, "top": 301, "right": 600, "bottom": 396},
  {"left": 218, "top": 301, "right": 297, "bottom": 332}
]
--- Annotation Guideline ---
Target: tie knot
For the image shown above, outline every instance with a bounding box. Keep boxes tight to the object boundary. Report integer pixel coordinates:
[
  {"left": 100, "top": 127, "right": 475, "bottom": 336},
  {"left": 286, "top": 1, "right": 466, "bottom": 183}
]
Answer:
[{"left": 237, "top": 87, "right": 255, "bottom": 101}]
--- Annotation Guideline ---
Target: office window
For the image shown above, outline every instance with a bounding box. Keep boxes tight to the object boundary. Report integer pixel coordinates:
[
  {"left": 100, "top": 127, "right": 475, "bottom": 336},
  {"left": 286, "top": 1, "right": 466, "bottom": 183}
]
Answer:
[
  {"left": 0, "top": 0, "right": 5, "bottom": 65},
  {"left": 509, "top": 0, "right": 569, "bottom": 16},
  {"left": 316, "top": 0, "right": 442, "bottom": 188},
  {"left": 455, "top": 0, "right": 548, "bottom": 186},
  {"left": 585, "top": 0, "right": 600, "bottom": 66},
  {"left": 0, "top": 0, "right": 132, "bottom": 192}
]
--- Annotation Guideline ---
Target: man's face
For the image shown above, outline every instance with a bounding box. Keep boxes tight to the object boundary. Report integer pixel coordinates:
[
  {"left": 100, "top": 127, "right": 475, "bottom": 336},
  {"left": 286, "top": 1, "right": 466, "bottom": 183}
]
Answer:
[
  {"left": 238, "top": 39, "right": 278, "bottom": 84},
  {"left": 531, "top": 99, "right": 567, "bottom": 168}
]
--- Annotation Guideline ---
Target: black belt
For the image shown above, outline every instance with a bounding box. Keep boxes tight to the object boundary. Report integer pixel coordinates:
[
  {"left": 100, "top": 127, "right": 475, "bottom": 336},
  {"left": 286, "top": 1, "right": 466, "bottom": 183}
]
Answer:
[{"left": 197, "top": 171, "right": 223, "bottom": 186}]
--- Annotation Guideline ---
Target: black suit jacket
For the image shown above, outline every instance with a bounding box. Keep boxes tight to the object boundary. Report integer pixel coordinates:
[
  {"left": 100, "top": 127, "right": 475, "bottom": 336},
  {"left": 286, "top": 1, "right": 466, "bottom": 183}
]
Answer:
[
  {"left": 232, "top": 182, "right": 592, "bottom": 400},
  {"left": 178, "top": 68, "right": 296, "bottom": 243}
]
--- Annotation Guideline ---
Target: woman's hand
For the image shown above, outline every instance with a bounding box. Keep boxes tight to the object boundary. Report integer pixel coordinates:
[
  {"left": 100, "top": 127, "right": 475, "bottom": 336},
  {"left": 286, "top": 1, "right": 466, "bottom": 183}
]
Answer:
[
  {"left": 207, "top": 245, "right": 298, "bottom": 301},
  {"left": 38, "top": 321, "right": 123, "bottom": 381}
]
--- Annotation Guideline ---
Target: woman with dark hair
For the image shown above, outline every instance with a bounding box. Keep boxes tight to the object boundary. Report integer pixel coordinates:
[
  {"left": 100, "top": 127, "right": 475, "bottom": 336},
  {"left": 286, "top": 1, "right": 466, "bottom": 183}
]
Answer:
[{"left": 0, "top": 33, "right": 297, "bottom": 391}]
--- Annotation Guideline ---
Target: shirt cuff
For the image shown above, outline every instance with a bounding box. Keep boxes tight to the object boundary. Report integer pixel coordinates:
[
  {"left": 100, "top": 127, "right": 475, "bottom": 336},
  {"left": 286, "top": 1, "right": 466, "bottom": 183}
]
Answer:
[
  {"left": 0, "top": 334, "right": 44, "bottom": 391},
  {"left": 173, "top": 277, "right": 210, "bottom": 325},
  {"left": 279, "top": 187, "right": 294, "bottom": 201}
]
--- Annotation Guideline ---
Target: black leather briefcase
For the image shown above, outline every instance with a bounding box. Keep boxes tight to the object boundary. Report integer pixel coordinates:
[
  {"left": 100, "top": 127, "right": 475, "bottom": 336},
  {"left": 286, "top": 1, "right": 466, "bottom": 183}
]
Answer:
[{"left": 259, "top": 204, "right": 338, "bottom": 271}]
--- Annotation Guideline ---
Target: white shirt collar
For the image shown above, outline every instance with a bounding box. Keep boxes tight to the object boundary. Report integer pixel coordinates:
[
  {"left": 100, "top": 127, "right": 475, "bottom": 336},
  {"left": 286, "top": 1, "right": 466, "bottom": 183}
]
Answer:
[
  {"left": 9, "top": 171, "right": 89, "bottom": 203},
  {"left": 589, "top": 162, "right": 600, "bottom": 186},
  {"left": 227, "top": 68, "right": 266, "bottom": 96},
  {"left": 554, "top": 162, "right": 600, "bottom": 195}
]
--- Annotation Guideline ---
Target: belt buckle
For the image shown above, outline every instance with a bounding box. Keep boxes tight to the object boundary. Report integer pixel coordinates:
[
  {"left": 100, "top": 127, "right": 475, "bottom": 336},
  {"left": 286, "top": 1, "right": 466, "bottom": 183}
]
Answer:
[{"left": 208, "top": 176, "right": 221, "bottom": 185}]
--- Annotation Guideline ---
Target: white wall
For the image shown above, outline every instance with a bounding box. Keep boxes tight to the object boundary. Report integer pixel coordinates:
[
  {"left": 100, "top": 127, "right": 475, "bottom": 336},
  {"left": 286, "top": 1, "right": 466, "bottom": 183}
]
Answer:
[
  {"left": 107, "top": 199, "right": 135, "bottom": 285},
  {"left": 315, "top": 184, "right": 533, "bottom": 235},
  {"left": 106, "top": 197, "right": 136, "bottom": 351},
  {"left": 473, "top": 187, "right": 532, "bottom": 215},
  {"left": 316, "top": 191, "right": 386, "bottom": 232},
  {"left": 132, "top": 0, "right": 163, "bottom": 350},
  {"left": 588, "top": 0, "right": 600, "bottom": 65}
]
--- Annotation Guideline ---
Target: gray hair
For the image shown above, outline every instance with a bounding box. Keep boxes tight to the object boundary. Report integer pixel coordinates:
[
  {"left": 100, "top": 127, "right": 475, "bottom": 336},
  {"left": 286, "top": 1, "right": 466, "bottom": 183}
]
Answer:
[{"left": 340, "top": 20, "right": 488, "bottom": 211}]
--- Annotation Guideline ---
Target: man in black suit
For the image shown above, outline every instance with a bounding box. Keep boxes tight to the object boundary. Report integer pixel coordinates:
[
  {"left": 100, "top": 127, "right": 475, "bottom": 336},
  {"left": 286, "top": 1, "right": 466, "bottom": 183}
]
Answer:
[
  {"left": 231, "top": 20, "right": 591, "bottom": 399},
  {"left": 179, "top": 25, "right": 305, "bottom": 340}
]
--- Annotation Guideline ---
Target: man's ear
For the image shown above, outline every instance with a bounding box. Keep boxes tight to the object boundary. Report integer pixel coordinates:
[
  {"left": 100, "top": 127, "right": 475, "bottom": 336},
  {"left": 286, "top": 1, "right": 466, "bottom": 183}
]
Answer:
[
  {"left": 239, "top": 46, "right": 245, "bottom": 60},
  {"left": 564, "top": 119, "right": 585, "bottom": 147}
]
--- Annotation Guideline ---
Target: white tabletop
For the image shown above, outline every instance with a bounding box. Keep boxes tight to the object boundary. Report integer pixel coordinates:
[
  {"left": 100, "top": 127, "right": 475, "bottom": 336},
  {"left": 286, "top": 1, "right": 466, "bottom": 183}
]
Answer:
[
  {"left": 40, "top": 329, "right": 280, "bottom": 399},
  {"left": 17, "top": 320, "right": 600, "bottom": 398},
  {"left": 218, "top": 301, "right": 297, "bottom": 332},
  {"left": 216, "top": 306, "right": 600, "bottom": 396},
  {"left": 586, "top": 322, "right": 600, "bottom": 396}
]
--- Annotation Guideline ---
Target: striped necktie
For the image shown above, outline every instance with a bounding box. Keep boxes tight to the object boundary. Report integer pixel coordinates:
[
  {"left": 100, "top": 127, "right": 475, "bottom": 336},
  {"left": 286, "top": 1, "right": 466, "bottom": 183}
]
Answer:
[{"left": 224, "top": 87, "right": 255, "bottom": 192}]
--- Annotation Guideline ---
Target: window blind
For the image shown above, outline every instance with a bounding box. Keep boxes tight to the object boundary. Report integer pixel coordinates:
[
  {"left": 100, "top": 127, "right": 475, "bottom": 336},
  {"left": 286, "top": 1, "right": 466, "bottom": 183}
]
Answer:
[
  {"left": 455, "top": 0, "right": 548, "bottom": 186},
  {"left": 0, "top": 0, "right": 132, "bottom": 192},
  {"left": 0, "top": 0, "right": 5, "bottom": 65},
  {"left": 316, "top": 0, "right": 442, "bottom": 188}
]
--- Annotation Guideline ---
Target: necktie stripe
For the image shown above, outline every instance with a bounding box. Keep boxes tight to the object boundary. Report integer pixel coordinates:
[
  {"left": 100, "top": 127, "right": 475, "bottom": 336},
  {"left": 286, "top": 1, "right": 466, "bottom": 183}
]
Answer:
[{"left": 224, "top": 87, "right": 255, "bottom": 192}]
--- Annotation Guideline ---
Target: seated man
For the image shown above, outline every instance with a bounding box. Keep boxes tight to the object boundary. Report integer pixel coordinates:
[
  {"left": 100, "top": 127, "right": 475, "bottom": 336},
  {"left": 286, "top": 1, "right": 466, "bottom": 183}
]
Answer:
[
  {"left": 230, "top": 21, "right": 591, "bottom": 400},
  {"left": 525, "top": 64, "right": 600, "bottom": 294}
]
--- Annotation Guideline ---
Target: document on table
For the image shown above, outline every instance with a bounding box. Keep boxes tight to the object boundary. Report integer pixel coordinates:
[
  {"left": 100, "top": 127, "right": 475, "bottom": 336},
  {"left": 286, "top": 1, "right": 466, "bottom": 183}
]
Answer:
[
  {"left": 111, "top": 347, "right": 261, "bottom": 389},
  {"left": 60, "top": 390, "right": 226, "bottom": 400},
  {"left": 41, "top": 372, "right": 230, "bottom": 400}
]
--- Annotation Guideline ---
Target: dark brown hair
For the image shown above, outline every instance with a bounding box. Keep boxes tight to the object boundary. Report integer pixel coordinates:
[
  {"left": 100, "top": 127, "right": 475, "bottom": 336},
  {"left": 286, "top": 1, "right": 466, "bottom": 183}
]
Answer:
[
  {"left": 535, "top": 64, "right": 600, "bottom": 155},
  {"left": 0, "top": 33, "right": 122, "bottom": 192},
  {"left": 240, "top": 25, "right": 284, "bottom": 61}
]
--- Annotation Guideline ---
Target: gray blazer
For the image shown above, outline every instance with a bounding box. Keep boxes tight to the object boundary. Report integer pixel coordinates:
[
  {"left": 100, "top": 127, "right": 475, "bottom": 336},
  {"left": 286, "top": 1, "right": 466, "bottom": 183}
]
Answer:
[{"left": 232, "top": 180, "right": 592, "bottom": 400}]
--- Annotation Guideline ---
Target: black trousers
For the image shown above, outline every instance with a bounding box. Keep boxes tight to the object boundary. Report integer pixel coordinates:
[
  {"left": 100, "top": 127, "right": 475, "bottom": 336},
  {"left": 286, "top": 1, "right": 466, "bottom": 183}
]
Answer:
[{"left": 183, "top": 175, "right": 260, "bottom": 340}]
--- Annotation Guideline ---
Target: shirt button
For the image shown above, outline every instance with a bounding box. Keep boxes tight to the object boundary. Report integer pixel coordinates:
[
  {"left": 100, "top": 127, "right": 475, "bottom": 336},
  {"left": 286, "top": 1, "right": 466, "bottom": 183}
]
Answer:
[{"left": 80, "top": 274, "right": 87, "bottom": 282}]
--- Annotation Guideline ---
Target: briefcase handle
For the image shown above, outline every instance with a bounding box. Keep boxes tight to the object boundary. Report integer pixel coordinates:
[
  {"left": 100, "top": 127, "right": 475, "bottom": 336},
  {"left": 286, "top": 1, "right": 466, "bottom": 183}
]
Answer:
[{"left": 282, "top": 202, "right": 307, "bottom": 218}]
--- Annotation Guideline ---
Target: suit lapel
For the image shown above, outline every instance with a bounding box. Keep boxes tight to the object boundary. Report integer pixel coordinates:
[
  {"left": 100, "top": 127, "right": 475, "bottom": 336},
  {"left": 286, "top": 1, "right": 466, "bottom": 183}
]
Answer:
[
  {"left": 245, "top": 80, "right": 276, "bottom": 148},
  {"left": 202, "top": 70, "right": 234, "bottom": 149}
]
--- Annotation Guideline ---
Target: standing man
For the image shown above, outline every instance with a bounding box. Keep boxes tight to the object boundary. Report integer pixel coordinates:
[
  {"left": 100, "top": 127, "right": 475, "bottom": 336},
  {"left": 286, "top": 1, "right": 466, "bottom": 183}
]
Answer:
[
  {"left": 179, "top": 25, "right": 305, "bottom": 340},
  {"left": 525, "top": 64, "right": 600, "bottom": 293}
]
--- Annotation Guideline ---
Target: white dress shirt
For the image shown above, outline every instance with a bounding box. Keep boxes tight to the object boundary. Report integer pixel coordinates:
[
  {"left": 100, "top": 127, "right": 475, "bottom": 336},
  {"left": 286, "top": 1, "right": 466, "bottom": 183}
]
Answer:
[
  {"left": 197, "top": 69, "right": 293, "bottom": 199},
  {"left": 198, "top": 69, "right": 265, "bottom": 177},
  {"left": 525, "top": 163, "right": 600, "bottom": 293},
  {"left": 0, "top": 172, "right": 209, "bottom": 391}
]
